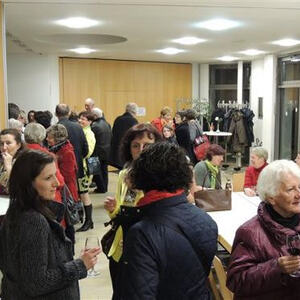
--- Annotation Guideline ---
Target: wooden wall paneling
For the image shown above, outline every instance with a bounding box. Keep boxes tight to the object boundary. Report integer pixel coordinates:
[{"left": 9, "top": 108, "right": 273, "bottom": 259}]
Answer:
[
  {"left": 61, "top": 58, "right": 101, "bottom": 112},
  {"left": 60, "top": 58, "right": 192, "bottom": 125}
]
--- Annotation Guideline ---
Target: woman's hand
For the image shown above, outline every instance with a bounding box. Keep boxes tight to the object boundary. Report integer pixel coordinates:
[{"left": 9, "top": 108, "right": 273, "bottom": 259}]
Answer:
[
  {"left": 244, "top": 187, "right": 256, "bottom": 197},
  {"left": 80, "top": 247, "right": 101, "bottom": 270},
  {"left": 278, "top": 256, "right": 300, "bottom": 274},
  {"left": 104, "top": 196, "right": 117, "bottom": 213},
  {"left": 2, "top": 151, "right": 13, "bottom": 173}
]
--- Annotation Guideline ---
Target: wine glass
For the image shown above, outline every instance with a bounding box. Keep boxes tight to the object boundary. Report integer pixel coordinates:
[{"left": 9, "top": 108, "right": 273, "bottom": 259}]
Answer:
[
  {"left": 85, "top": 236, "right": 100, "bottom": 277},
  {"left": 286, "top": 234, "right": 300, "bottom": 277}
]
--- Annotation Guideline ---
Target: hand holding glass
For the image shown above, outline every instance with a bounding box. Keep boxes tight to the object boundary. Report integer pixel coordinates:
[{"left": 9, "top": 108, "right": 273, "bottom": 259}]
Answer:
[
  {"left": 84, "top": 237, "right": 101, "bottom": 277},
  {"left": 286, "top": 234, "right": 300, "bottom": 277}
]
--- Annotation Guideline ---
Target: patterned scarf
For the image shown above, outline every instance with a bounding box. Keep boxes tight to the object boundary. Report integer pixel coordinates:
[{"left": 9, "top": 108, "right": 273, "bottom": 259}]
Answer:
[{"left": 205, "top": 160, "right": 219, "bottom": 189}]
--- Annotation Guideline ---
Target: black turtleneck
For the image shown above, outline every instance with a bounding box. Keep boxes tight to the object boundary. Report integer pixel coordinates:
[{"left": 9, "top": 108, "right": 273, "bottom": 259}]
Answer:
[{"left": 266, "top": 203, "right": 299, "bottom": 229}]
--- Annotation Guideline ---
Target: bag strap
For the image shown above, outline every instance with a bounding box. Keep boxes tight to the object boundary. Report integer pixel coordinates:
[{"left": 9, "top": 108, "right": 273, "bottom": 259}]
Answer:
[
  {"left": 148, "top": 215, "right": 211, "bottom": 275},
  {"left": 201, "top": 165, "right": 222, "bottom": 189}
]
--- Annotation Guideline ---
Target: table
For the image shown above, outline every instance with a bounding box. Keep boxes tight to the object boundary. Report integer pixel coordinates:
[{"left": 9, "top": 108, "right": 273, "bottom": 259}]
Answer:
[
  {"left": 207, "top": 192, "right": 261, "bottom": 253},
  {"left": 203, "top": 131, "right": 232, "bottom": 163}
]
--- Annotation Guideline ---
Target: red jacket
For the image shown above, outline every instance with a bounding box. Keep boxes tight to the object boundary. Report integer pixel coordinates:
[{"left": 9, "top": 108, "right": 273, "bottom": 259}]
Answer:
[
  {"left": 53, "top": 140, "right": 78, "bottom": 202},
  {"left": 227, "top": 202, "right": 300, "bottom": 299},
  {"left": 244, "top": 162, "right": 268, "bottom": 188}
]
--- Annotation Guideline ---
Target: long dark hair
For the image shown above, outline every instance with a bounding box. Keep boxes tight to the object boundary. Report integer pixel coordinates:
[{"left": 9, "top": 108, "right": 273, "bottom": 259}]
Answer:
[{"left": 6, "top": 150, "right": 55, "bottom": 225}]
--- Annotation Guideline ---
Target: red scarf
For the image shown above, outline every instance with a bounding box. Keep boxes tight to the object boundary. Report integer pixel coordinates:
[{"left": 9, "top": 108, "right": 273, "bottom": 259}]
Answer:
[{"left": 137, "top": 189, "right": 184, "bottom": 207}]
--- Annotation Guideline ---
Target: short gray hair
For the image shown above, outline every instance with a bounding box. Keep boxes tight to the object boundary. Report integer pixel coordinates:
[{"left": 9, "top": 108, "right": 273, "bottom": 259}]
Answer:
[
  {"left": 251, "top": 147, "right": 268, "bottom": 161},
  {"left": 24, "top": 123, "right": 46, "bottom": 144},
  {"left": 257, "top": 159, "right": 300, "bottom": 201},
  {"left": 47, "top": 124, "right": 68, "bottom": 144},
  {"left": 85, "top": 98, "right": 95, "bottom": 105},
  {"left": 126, "top": 103, "right": 138, "bottom": 115},
  {"left": 92, "top": 107, "right": 103, "bottom": 118},
  {"left": 8, "top": 118, "right": 23, "bottom": 131}
]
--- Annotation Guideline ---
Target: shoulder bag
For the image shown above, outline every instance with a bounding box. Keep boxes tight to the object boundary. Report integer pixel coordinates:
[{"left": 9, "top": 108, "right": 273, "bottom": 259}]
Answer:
[
  {"left": 194, "top": 172, "right": 232, "bottom": 212},
  {"left": 62, "top": 184, "right": 80, "bottom": 225},
  {"left": 101, "top": 205, "right": 143, "bottom": 258},
  {"left": 193, "top": 135, "right": 210, "bottom": 161}
]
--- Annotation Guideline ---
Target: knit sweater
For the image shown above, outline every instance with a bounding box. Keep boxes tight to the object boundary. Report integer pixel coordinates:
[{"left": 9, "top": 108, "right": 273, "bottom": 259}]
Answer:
[{"left": 0, "top": 207, "right": 87, "bottom": 299}]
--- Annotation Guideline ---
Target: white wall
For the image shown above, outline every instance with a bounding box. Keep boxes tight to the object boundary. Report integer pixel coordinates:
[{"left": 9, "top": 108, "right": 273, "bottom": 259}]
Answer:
[
  {"left": 250, "top": 59, "right": 264, "bottom": 145},
  {"left": 7, "top": 54, "right": 59, "bottom": 120},
  {"left": 199, "top": 64, "right": 209, "bottom": 101},
  {"left": 250, "top": 55, "right": 277, "bottom": 161}
]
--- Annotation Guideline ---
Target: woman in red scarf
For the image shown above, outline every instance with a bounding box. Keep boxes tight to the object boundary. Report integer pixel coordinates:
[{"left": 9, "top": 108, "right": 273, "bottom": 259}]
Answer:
[{"left": 119, "top": 142, "right": 218, "bottom": 300}]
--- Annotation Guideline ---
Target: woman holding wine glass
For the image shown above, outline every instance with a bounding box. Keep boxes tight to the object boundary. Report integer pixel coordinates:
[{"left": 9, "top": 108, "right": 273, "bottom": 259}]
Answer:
[
  {"left": 227, "top": 160, "right": 300, "bottom": 299},
  {"left": 0, "top": 150, "right": 101, "bottom": 299}
]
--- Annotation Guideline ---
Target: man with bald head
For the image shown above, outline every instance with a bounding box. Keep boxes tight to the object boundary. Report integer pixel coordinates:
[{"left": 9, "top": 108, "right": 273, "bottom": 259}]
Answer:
[
  {"left": 91, "top": 107, "right": 112, "bottom": 193},
  {"left": 110, "top": 102, "right": 138, "bottom": 169},
  {"left": 85, "top": 98, "right": 95, "bottom": 112}
]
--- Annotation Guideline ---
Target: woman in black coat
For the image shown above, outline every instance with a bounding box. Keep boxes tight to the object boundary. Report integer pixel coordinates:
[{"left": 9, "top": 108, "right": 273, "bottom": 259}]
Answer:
[
  {"left": 119, "top": 142, "right": 218, "bottom": 300},
  {"left": 175, "top": 111, "right": 196, "bottom": 164},
  {"left": 0, "top": 150, "right": 101, "bottom": 300}
]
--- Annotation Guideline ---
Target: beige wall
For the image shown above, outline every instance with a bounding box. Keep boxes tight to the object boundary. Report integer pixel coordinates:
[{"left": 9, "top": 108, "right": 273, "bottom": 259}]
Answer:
[
  {"left": 0, "top": 2, "right": 6, "bottom": 129},
  {"left": 59, "top": 58, "right": 192, "bottom": 124}
]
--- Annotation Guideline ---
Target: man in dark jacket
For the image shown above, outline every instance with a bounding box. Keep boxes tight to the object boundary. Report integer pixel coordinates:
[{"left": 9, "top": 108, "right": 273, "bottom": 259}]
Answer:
[
  {"left": 119, "top": 142, "right": 218, "bottom": 300},
  {"left": 109, "top": 103, "right": 138, "bottom": 169},
  {"left": 56, "top": 104, "right": 88, "bottom": 179},
  {"left": 91, "top": 107, "right": 112, "bottom": 193}
]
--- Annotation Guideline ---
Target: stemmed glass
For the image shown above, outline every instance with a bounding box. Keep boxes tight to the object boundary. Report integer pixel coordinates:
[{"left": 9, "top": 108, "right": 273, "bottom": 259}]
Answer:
[
  {"left": 286, "top": 234, "right": 300, "bottom": 277},
  {"left": 85, "top": 236, "right": 100, "bottom": 277}
]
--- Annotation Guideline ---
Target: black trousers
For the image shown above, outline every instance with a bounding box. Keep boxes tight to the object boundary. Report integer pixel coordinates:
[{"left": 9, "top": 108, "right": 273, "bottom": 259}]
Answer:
[
  {"left": 109, "top": 258, "right": 122, "bottom": 300},
  {"left": 93, "top": 160, "right": 108, "bottom": 193}
]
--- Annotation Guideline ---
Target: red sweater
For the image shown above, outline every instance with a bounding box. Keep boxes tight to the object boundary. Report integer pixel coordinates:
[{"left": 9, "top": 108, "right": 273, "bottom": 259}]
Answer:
[{"left": 244, "top": 162, "right": 268, "bottom": 188}]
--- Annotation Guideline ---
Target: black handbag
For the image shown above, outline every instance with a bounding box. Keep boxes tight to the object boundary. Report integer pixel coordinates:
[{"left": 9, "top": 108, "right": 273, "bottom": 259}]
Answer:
[
  {"left": 62, "top": 185, "right": 80, "bottom": 225},
  {"left": 101, "top": 205, "right": 142, "bottom": 258},
  {"left": 86, "top": 156, "right": 101, "bottom": 175}
]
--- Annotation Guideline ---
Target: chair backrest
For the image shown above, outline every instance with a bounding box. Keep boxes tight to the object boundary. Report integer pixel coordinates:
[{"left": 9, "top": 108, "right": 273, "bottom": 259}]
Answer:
[
  {"left": 232, "top": 172, "right": 245, "bottom": 192},
  {"left": 213, "top": 256, "right": 233, "bottom": 300}
]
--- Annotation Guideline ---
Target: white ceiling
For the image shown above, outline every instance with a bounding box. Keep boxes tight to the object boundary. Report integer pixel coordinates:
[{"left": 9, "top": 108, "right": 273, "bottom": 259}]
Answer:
[{"left": 4, "top": 0, "right": 300, "bottom": 63}]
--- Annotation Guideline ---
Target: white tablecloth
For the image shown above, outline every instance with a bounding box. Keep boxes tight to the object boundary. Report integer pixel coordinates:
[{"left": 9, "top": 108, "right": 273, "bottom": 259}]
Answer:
[
  {"left": 0, "top": 195, "right": 9, "bottom": 216},
  {"left": 207, "top": 192, "right": 261, "bottom": 252}
]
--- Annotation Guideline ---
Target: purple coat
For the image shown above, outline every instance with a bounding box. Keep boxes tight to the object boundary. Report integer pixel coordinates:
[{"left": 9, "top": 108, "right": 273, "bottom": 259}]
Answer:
[{"left": 226, "top": 202, "right": 300, "bottom": 300}]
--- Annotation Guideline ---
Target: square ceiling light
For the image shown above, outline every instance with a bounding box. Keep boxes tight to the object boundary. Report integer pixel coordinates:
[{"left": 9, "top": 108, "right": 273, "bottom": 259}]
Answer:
[
  {"left": 157, "top": 48, "right": 185, "bottom": 55},
  {"left": 173, "top": 37, "right": 206, "bottom": 45},
  {"left": 217, "top": 56, "right": 239, "bottom": 61},
  {"left": 55, "top": 17, "right": 99, "bottom": 29},
  {"left": 272, "top": 38, "right": 300, "bottom": 47},
  {"left": 196, "top": 18, "right": 240, "bottom": 31},
  {"left": 239, "top": 49, "right": 265, "bottom": 56}
]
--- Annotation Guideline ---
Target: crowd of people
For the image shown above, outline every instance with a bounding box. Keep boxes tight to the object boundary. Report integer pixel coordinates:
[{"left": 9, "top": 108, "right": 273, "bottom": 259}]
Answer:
[{"left": 1, "top": 100, "right": 300, "bottom": 299}]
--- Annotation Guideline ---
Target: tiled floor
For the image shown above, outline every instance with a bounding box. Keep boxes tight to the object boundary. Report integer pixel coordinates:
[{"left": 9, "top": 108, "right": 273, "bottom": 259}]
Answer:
[{"left": 75, "top": 172, "right": 119, "bottom": 300}]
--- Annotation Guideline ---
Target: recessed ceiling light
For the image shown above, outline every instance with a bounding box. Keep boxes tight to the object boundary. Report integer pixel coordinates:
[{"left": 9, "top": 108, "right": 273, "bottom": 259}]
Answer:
[
  {"left": 239, "top": 49, "right": 265, "bottom": 56},
  {"left": 196, "top": 18, "right": 240, "bottom": 31},
  {"left": 69, "top": 47, "right": 96, "bottom": 54},
  {"left": 217, "top": 56, "right": 239, "bottom": 62},
  {"left": 55, "top": 17, "right": 99, "bottom": 29},
  {"left": 272, "top": 39, "right": 300, "bottom": 47},
  {"left": 173, "top": 37, "right": 206, "bottom": 45},
  {"left": 157, "top": 48, "right": 185, "bottom": 55}
]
